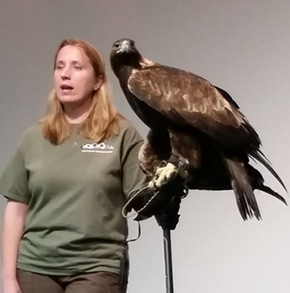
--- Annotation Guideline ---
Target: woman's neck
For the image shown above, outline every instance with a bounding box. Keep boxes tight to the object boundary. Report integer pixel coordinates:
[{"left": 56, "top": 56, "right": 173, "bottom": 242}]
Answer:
[{"left": 63, "top": 99, "right": 92, "bottom": 124}]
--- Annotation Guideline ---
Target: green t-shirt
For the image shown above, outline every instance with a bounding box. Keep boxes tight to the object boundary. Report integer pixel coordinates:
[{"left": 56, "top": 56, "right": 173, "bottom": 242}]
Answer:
[{"left": 0, "top": 119, "right": 147, "bottom": 276}]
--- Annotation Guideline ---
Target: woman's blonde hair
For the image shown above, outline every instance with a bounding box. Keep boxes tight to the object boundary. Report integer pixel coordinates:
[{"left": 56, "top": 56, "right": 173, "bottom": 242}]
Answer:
[{"left": 41, "top": 38, "right": 123, "bottom": 144}]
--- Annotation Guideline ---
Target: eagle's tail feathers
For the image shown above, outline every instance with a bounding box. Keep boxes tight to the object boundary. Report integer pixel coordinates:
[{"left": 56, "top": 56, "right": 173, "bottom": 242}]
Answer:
[
  {"left": 257, "top": 185, "right": 287, "bottom": 205},
  {"left": 226, "top": 159, "right": 261, "bottom": 220},
  {"left": 250, "top": 150, "right": 287, "bottom": 192}
]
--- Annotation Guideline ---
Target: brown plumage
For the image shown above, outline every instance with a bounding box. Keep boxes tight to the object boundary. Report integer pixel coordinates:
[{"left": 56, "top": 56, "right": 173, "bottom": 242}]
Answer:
[{"left": 110, "top": 38, "right": 287, "bottom": 220}]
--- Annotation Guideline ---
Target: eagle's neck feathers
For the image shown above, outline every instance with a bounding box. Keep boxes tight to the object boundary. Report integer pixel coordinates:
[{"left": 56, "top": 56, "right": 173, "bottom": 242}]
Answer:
[{"left": 140, "top": 57, "right": 155, "bottom": 68}]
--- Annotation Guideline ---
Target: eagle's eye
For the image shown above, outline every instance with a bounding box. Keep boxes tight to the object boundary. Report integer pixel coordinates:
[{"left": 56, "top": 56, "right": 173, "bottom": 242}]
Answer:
[{"left": 113, "top": 43, "right": 120, "bottom": 50}]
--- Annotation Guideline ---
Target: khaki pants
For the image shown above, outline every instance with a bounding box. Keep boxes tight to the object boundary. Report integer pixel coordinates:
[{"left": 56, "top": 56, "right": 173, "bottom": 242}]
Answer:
[{"left": 17, "top": 269, "right": 125, "bottom": 293}]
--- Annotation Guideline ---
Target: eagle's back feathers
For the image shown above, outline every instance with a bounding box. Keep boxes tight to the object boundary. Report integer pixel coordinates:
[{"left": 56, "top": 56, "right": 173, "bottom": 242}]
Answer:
[{"left": 128, "top": 65, "right": 260, "bottom": 151}]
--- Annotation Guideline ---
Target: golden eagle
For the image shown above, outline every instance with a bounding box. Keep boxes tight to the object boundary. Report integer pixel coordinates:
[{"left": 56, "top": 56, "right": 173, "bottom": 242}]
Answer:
[{"left": 110, "top": 38, "right": 287, "bottom": 220}]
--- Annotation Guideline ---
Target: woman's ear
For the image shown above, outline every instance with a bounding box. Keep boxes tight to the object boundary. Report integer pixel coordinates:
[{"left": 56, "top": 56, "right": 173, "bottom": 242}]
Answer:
[{"left": 93, "top": 76, "right": 103, "bottom": 91}]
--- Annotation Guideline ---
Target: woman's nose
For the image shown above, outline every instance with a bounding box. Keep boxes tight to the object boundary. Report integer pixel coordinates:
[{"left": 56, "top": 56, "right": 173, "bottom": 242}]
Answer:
[{"left": 61, "top": 67, "right": 71, "bottom": 80}]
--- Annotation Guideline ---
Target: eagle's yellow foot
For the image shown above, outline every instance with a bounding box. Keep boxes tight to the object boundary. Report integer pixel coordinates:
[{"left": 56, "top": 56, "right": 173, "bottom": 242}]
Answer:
[
  {"left": 148, "top": 161, "right": 189, "bottom": 190},
  {"left": 148, "top": 163, "right": 177, "bottom": 188},
  {"left": 154, "top": 162, "right": 177, "bottom": 188}
]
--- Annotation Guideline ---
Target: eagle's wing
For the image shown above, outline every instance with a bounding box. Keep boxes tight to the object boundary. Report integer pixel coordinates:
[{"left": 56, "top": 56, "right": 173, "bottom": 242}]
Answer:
[{"left": 128, "top": 65, "right": 260, "bottom": 148}]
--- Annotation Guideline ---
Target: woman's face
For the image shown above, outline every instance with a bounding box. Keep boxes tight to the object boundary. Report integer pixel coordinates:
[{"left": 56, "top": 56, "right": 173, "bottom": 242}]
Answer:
[{"left": 54, "top": 45, "right": 100, "bottom": 107}]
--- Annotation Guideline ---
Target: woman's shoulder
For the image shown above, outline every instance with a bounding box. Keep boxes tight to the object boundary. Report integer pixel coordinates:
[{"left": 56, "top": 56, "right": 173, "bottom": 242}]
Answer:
[
  {"left": 21, "top": 123, "right": 42, "bottom": 139},
  {"left": 23, "top": 122, "right": 42, "bottom": 135},
  {"left": 18, "top": 122, "right": 43, "bottom": 148},
  {"left": 118, "top": 118, "right": 143, "bottom": 141}
]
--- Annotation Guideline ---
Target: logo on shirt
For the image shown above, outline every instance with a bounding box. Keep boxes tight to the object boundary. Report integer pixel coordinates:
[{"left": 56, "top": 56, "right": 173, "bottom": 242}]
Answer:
[{"left": 81, "top": 142, "right": 114, "bottom": 153}]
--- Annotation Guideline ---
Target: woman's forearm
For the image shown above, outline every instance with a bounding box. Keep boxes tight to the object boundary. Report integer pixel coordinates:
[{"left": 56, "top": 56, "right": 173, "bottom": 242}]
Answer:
[{"left": 1, "top": 200, "right": 27, "bottom": 279}]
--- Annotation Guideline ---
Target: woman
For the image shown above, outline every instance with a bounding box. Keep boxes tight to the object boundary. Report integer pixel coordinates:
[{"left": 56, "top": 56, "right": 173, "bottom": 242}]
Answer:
[{"left": 0, "top": 39, "right": 148, "bottom": 293}]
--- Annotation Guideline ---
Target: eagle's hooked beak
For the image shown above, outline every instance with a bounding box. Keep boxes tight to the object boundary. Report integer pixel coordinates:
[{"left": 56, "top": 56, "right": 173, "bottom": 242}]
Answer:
[{"left": 117, "top": 40, "right": 132, "bottom": 54}]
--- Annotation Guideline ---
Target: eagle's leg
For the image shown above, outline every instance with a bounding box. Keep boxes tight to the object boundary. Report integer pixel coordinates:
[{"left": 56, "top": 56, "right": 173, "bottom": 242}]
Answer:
[
  {"left": 138, "top": 138, "right": 164, "bottom": 180},
  {"left": 139, "top": 128, "right": 172, "bottom": 179},
  {"left": 152, "top": 130, "right": 200, "bottom": 189},
  {"left": 138, "top": 141, "right": 182, "bottom": 189},
  {"left": 139, "top": 129, "right": 190, "bottom": 189}
]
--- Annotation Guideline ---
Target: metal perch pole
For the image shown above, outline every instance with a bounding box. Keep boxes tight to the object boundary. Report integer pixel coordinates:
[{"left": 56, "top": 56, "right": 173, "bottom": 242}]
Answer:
[
  {"left": 155, "top": 188, "right": 187, "bottom": 293},
  {"left": 163, "top": 228, "right": 174, "bottom": 293}
]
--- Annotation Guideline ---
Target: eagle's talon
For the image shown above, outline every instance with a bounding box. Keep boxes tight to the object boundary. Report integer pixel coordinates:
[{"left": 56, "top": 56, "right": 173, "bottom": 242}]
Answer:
[{"left": 177, "top": 160, "right": 189, "bottom": 179}]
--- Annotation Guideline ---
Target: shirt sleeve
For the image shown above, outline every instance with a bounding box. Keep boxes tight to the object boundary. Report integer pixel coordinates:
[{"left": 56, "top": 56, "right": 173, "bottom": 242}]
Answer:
[
  {"left": 0, "top": 147, "right": 31, "bottom": 203},
  {"left": 120, "top": 124, "right": 149, "bottom": 201}
]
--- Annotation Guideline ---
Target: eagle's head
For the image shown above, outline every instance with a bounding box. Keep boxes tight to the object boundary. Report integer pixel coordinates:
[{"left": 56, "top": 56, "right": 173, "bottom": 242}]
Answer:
[
  {"left": 111, "top": 39, "right": 137, "bottom": 54},
  {"left": 110, "top": 38, "right": 143, "bottom": 74}
]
